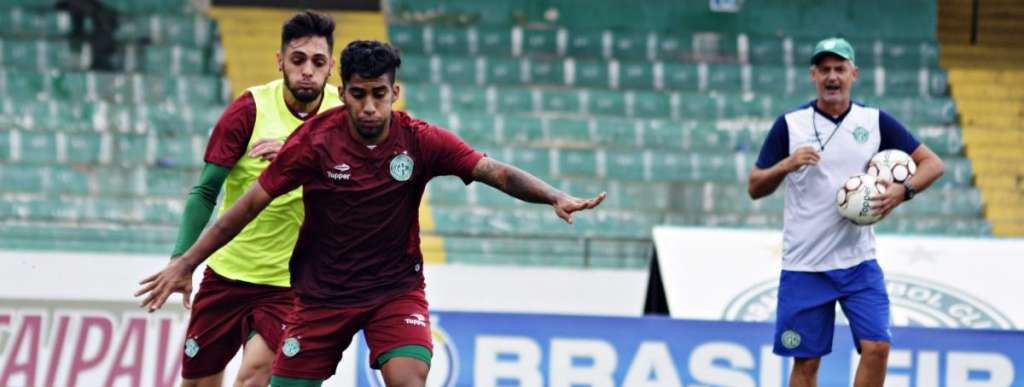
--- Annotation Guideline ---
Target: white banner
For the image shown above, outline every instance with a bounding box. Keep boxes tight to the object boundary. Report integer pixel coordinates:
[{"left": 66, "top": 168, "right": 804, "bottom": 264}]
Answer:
[
  {"left": 652, "top": 226, "right": 1023, "bottom": 330},
  {"left": 0, "top": 250, "right": 647, "bottom": 387}
]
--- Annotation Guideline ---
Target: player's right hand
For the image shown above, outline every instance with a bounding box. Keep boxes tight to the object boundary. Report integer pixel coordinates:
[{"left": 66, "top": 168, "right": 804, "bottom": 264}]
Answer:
[
  {"left": 135, "top": 258, "right": 194, "bottom": 312},
  {"left": 249, "top": 138, "right": 284, "bottom": 161},
  {"left": 785, "top": 146, "right": 820, "bottom": 172}
]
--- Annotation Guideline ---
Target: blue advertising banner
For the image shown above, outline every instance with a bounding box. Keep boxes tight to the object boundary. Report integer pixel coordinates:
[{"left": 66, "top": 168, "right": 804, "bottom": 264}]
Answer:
[{"left": 354, "top": 311, "right": 1024, "bottom": 387}]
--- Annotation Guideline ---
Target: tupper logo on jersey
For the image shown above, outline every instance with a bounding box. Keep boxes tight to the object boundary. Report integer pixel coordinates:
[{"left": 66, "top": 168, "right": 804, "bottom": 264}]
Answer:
[
  {"left": 364, "top": 316, "right": 459, "bottom": 387},
  {"left": 722, "top": 275, "right": 1015, "bottom": 329}
]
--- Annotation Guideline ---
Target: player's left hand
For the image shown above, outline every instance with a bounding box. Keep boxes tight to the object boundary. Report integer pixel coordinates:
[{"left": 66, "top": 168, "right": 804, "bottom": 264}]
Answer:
[
  {"left": 135, "top": 258, "right": 195, "bottom": 313},
  {"left": 870, "top": 180, "right": 906, "bottom": 216},
  {"left": 249, "top": 138, "right": 284, "bottom": 161},
  {"left": 553, "top": 192, "right": 607, "bottom": 224}
]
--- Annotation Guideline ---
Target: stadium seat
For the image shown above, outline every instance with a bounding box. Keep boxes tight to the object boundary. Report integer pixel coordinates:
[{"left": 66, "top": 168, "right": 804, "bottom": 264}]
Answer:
[
  {"left": 439, "top": 55, "right": 477, "bottom": 84},
  {"left": 556, "top": 148, "right": 597, "bottom": 178},
  {"left": 567, "top": 29, "right": 606, "bottom": 59},
  {"left": 617, "top": 61, "right": 655, "bottom": 90},
  {"left": 528, "top": 58, "right": 565, "bottom": 85},
  {"left": 400, "top": 54, "right": 432, "bottom": 83},
  {"left": 476, "top": 26, "right": 513, "bottom": 56},
  {"left": 522, "top": 28, "right": 559, "bottom": 57},
  {"left": 573, "top": 60, "right": 611, "bottom": 89},
  {"left": 389, "top": 24, "right": 426, "bottom": 54},
  {"left": 65, "top": 132, "right": 104, "bottom": 164},
  {"left": 482, "top": 56, "right": 521, "bottom": 85},
  {"left": 540, "top": 88, "right": 580, "bottom": 114},
  {"left": 545, "top": 117, "right": 591, "bottom": 145},
  {"left": 586, "top": 89, "right": 626, "bottom": 117},
  {"left": 632, "top": 91, "right": 671, "bottom": 118},
  {"left": 662, "top": 63, "right": 700, "bottom": 91},
  {"left": 611, "top": 30, "right": 648, "bottom": 60}
]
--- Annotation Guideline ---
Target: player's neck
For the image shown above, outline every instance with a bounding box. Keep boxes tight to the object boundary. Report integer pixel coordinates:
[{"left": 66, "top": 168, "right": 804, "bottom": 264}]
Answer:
[
  {"left": 348, "top": 117, "right": 391, "bottom": 146},
  {"left": 815, "top": 99, "right": 850, "bottom": 119},
  {"left": 283, "top": 88, "right": 323, "bottom": 117}
]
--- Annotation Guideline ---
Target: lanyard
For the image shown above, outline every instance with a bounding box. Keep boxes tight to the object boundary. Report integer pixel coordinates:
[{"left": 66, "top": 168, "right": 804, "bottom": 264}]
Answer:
[{"left": 812, "top": 110, "right": 845, "bottom": 152}]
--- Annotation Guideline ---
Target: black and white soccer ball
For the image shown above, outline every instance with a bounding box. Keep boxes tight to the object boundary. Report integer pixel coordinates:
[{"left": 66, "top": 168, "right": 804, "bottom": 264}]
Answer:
[
  {"left": 837, "top": 174, "right": 887, "bottom": 225},
  {"left": 867, "top": 149, "right": 917, "bottom": 184}
]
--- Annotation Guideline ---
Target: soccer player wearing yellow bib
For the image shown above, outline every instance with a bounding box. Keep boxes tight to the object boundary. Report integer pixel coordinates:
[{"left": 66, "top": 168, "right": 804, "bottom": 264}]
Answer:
[{"left": 160, "top": 11, "right": 341, "bottom": 387}]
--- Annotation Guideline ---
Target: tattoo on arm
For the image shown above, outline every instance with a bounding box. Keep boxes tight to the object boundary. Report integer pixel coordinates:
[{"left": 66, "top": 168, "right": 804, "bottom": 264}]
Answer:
[{"left": 472, "top": 158, "right": 565, "bottom": 205}]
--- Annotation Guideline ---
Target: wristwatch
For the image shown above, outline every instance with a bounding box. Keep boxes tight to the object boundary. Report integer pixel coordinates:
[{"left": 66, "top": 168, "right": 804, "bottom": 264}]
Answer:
[{"left": 903, "top": 180, "right": 915, "bottom": 201}]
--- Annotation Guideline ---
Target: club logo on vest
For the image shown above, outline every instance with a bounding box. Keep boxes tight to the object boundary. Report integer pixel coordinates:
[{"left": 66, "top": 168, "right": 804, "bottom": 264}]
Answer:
[
  {"left": 781, "top": 330, "right": 801, "bottom": 349},
  {"left": 722, "top": 275, "right": 1015, "bottom": 329},
  {"left": 390, "top": 153, "right": 414, "bottom": 182},
  {"left": 282, "top": 337, "right": 301, "bottom": 358},
  {"left": 184, "top": 338, "right": 199, "bottom": 358},
  {"left": 853, "top": 126, "right": 869, "bottom": 144}
]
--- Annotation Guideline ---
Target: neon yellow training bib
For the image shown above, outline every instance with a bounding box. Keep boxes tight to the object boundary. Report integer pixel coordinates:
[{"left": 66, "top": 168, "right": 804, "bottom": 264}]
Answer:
[{"left": 207, "top": 79, "right": 342, "bottom": 287}]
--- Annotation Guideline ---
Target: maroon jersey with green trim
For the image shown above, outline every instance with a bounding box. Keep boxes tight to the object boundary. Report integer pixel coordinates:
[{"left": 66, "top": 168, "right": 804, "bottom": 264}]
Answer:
[{"left": 258, "top": 109, "right": 483, "bottom": 307}]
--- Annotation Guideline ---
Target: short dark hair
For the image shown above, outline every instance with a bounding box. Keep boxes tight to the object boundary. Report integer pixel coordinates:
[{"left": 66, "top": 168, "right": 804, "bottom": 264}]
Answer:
[
  {"left": 340, "top": 40, "right": 402, "bottom": 84},
  {"left": 281, "top": 10, "right": 335, "bottom": 51}
]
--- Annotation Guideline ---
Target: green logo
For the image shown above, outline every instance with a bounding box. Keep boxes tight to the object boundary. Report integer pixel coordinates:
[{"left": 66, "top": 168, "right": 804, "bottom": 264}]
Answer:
[
  {"left": 184, "top": 338, "right": 199, "bottom": 358},
  {"left": 781, "top": 330, "right": 801, "bottom": 349},
  {"left": 390, "top": 153, "right": 414, "bottom": 182},
  {"left": 853, "top": 126, "right": 869, "bottom": 143},
  {"left": 722, "top": 275, "right": 1015, "bottom": 329},
  {"left": 282, "top": 337, "right": 301, "bottom": 358}
]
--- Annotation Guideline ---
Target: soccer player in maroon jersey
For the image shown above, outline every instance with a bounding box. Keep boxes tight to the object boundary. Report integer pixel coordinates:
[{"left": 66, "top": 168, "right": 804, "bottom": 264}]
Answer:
[{"left": 137, "top": 40, "right": 606, "bottom": 386}]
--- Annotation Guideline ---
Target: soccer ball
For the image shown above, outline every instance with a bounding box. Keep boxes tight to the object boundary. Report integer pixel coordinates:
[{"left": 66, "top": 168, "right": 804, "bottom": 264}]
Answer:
[
  {"left": 837, "top": 174, "right": 887, "bottom": 225},
  {"left": 867, "top": 149, "right": 916, "bottom": 183}
]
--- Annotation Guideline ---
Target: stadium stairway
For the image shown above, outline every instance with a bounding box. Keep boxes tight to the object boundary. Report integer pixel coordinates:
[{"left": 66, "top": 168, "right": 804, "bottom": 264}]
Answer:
[{"left": 938, "top": 0, "right": 1024, "bottom": 236}]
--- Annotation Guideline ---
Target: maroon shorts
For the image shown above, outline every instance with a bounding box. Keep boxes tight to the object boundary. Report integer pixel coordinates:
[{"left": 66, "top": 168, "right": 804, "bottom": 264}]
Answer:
[
  {"left": 181, "top": 267, "right": 294, "bottom": 379},
  {"left": 271, "top": 287, "right": 433, "bottom": 380}
]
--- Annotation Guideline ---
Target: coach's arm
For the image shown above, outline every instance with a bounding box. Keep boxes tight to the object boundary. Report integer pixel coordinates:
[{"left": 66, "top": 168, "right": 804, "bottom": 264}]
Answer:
[
  {"left": 748, "top": 146, "right": 820, "bottom": 199},
  {"left": 872, "top": 144, "right": 944, "bottom": 215},
  {"left": 135, "top": 184, "right": 273, "bottom": 312},
  {"left": 471, "top": 157, "right": 606, "bottom": 224}
]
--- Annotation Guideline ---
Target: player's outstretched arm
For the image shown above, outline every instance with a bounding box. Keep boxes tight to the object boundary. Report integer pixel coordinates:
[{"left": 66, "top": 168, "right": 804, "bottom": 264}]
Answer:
[
  {"left": 471, "top": 157, "right": 606, "bottom": 224},
  {"left": 135, "top": 184, "right": 274, "bottom": 312}
]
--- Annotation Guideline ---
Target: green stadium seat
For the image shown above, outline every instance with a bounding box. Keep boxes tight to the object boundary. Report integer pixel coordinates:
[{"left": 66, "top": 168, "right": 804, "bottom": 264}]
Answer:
[
  {"left": 18, "top": 131, "right": 56, "bottom": 164},
  {"left": 612, "top": 31, "right": 648, "bottom": 59},
  {"left": 747, "top": 35, "right": 784, "bottom": 65},
  {"left": 476, "top": 26, "right": 512, "bottom": 56},
  {"left": 389, "top": 25, "right": 425, "bottom": 54},
  {"left": 497, "top": 114, "right": 540, "bottom": 143},
  {"left": 142, "top": 201, "right": 182, "bottom": 225},
  {"left": 480, "top": 57, "right": 519, "bottom": 85},
  {"left": 0, "top": 165, "right": 43, "bottom": 192},
  {"left": 400, "top": 54, "right": 432, "bottom": 83},
  {"left": 750, "top": 66, "right": 790, "bottom": 94},
  {"left": 504, "top": 147, "right": 550, "bottom": 176},
  {"left": 494, "top": 87, "right": 533, "bottom": 113},
  {"left": 145, "top": 167, "right": 195, "bottom": 197},
  {"left": 648, "top": 150, "right": 692, "bottom": 181},
  {"left": 654, "top": 32, "right": 691, "bottom": 62},
  {"left": 404, "top": 83, "right": 443, "bottom": 112},
  {"left": 937, "top": 157, "right": 973, "bottom": 187},
  {"left": 590, "top": 117, "right": 635, "bottom": 147},
  {"left": 573, "top": 60, "right": 610, "bottom": 89},
  {"left": 677, "top": 94, "right": 718, "bottom": 120},
  {"left": 632, "top": 91, "right": 671, "bottom": 118},
  {"left": 618, "top": 61, "right": 654, "bottom": 90},
  {"left": 439, "top": 55, "right": 477, "bottom": 84},
  {"left": 474, "top": 182, "right": 522, "bottom": 207},
  {"left": 522, "top": 28, "right": 559, "bottom": 57},
  {"left": 561, "top": 148, "right": 598, "bottom": 177},
  {"left": 882, "top": 40, "right": 939, "bottom": 69},
  {"left": 540, "top": 89, "right": 580, "bottom": 114},
  {"left": 528, "top": 58, "right": 565, "bottom": 85},
  {"left": 641, "top": 120, "right": 684, "bottom": 149},
  {"left": 0, "top": 8, "right": 70, "bottom": 37},
  {"left": 65, "top": 132, "right": 103, "bottom": 164},
  {"left": 567, "top": 29, "right": 606, "bottom": 59},
  {"left": 449, "top": 85, "right": 487, "bottom": 112},
  {"left": 155, "top": 135, "right": 199, "bottom": 167},
  {"left": 586, "top": 90, "right": 626, "bottom": 117},
  {"left": 426, "top": 176, "right": 469, "bottom": 205},
  {"left": 605, "top": 149, "right": 645, "bottom": 180},
  {"left": 453, "top": 112, "right": 497, "bottom": 145},
  {"left": 1, "top": 70, "right": 48, "bottom": 99},
  {"left": 707, "top": 64, "right": 742, "bottom": 92},
  {"left": 662, "top": 63, "right": 699, "bottom": 91},
  {"left": 113, "top": 134, "right": 149, "bottom": 165},
  {"left": 913, "top": 126, "right": 962, "bottom": 156},
  {"left": 143, "top": 45, "right": 206, "bottom": 75},
  {"left": 433, "top": 26, "right": 471, "bottom": 55},
  {"left": 546, "top": 117, "right": 590, "bottom": 145},
  {"left": 48, "top": 166, "right": 89, "bottom": 194}
]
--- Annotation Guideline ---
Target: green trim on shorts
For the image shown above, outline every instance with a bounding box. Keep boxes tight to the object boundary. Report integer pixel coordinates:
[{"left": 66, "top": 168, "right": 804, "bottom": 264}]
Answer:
[
  {"left": 376, "top": 345, "right": 432, "bottom": 368},
  {"left": 270, "top": 375, "right": 323, "bottom": 387},
  {"left": 247, "top": 330, "right": 259, "bottom": 341}
]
